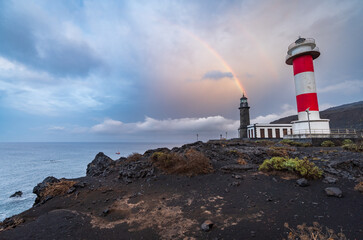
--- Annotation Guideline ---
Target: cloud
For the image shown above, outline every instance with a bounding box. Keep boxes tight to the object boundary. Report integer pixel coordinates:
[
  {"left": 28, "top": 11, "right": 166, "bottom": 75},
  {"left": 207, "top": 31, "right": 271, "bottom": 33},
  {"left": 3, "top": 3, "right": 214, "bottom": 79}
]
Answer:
[
  {"left": 319, "top": 80, "right": 363, "bottom": 94},
  {"left": 48, "top": 126, "right": 65, "bottom": 131},
  {"left": 0, "top": 1, "right": 103, "bottom": 77},
  {"left": 202, "top": 71, "right": 233, "bottom": 80},
  {"left": 91, "top": 116, "right": 239, "bottom": 139},
  {"left": 251, "top": 104, "right": 297, "bottom": 124},
  {"left": 0, "top": 57, "right": 106, "bottom": 115}
]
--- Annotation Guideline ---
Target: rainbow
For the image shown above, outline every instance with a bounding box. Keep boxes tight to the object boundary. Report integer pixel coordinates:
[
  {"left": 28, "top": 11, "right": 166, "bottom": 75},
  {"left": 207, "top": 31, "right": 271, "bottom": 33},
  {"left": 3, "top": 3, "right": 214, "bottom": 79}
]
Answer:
[
  {"left": 158, "top": 18, "right": 278, "bottom": 97},
  {"left": 181, "top": 30, "right": 246, "bottom": 95}
]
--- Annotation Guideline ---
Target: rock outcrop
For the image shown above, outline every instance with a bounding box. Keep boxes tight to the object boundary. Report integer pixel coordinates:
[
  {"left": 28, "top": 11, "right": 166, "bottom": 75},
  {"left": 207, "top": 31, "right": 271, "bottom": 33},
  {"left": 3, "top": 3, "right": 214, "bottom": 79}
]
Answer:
[
  {"left": 9, "top": 191, "right": 22, "bottom": 198},
  {"left": 33, "top": 176, "right": 60, "bottom": 205},
  {"left": 86, "top": 152, "right": 115, "bottom": 177}
]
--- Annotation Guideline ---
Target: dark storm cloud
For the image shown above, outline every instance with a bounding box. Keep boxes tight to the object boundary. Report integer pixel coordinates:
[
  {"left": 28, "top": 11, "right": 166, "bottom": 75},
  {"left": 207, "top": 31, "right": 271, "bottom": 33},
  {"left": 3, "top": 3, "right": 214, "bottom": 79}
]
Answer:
[
  {"left": 0, "top": 1, "right": 102, "bottom": 77},
  {"left": 202, "top": 71, "right": 233, "bottom": 80}
]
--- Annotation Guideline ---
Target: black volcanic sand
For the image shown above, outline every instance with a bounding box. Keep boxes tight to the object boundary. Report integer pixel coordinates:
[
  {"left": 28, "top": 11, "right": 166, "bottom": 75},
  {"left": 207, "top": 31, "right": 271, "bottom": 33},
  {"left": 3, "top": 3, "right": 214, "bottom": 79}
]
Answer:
[{"left": 0, "top": 140, "right": 362, "bottom": 240}]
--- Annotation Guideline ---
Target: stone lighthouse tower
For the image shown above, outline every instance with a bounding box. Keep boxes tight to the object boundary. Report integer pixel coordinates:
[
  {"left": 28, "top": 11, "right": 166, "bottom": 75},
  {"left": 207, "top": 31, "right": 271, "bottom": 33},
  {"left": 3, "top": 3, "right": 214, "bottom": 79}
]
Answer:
[
  {"left": 239, "top": 94, "right": 250, "bottom": 138},
  {"left": 286, "top": 37, "right": 330, "bottom": 136}
]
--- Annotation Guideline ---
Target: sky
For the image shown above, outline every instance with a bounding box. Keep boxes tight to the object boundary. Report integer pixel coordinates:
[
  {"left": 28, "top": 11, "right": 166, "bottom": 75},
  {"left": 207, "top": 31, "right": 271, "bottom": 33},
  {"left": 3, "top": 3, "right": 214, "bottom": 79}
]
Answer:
[{"left": 0, "top": 0, "right": 362, "bottom": 142}]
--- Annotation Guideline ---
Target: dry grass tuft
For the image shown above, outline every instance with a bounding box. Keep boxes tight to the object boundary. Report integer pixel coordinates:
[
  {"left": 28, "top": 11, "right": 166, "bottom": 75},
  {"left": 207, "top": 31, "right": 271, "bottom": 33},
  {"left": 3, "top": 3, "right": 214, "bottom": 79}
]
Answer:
[
  {"left": 126, "top": 152, "right": 143, "bottom": 162},
  {"left": 237, "top": 158, "right": 248, "bottom": 165},
  {"left": 40, "top": 180, "right": 76, "bottom": 198},
  {"left": 151, "top": 149, "right": 213, "bottom": 176},
  {"left": 283, "top": 222, "right": 347, "bottom": 240},
  {"left": 255, "top": 140, "right": 275, "bottom": 146},
  {"left": 267, "top": 146, "right": 292, "bottom": 158},
  {"left": 354, "top": 182, "right": 363, "bottom": 193},
  {"left": 0, "top": 217, "right": 25, "bottom": 232}
]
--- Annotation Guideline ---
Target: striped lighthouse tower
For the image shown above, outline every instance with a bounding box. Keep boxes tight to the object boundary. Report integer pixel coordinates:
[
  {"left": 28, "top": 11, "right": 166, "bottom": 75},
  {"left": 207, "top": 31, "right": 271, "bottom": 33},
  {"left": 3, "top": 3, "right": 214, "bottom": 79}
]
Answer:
[{"left": 286, "top": 37, "right": 330, "bottom": 136}]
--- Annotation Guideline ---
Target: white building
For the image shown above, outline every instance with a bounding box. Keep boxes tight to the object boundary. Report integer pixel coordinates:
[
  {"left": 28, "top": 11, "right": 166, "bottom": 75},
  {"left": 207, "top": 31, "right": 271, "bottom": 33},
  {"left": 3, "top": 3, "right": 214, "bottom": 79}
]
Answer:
[{"left": 247, "top": 123, "right": 292, "bottom": 139}]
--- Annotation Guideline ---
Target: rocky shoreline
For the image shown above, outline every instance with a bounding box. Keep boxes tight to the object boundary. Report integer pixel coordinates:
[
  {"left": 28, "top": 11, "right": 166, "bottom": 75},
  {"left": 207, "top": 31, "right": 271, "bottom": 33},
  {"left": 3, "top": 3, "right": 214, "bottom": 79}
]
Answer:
[{"left": 0, "top": 139, "right": 362, "bottom": 239}]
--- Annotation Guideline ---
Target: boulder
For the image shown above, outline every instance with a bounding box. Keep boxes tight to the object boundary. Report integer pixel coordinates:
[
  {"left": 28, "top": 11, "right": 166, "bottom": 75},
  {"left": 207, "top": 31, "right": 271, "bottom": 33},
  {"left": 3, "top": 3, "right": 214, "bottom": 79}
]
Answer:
[
  {"left": 323, "top": 176, "right": 338, "bottom": 184},
  {"left": 325, "top": 187, "right": 343, "bottom": 198},
  {"left": 119, "top": 161, "right": 155, "bottom": 182},
  {"left": 33, "top": 176, "right": 59, "bottom": 196},
  {"left": 296, "top": 178, "right": 309, "bottom": 187},
  {"left": 86, "top": 152, "right": 115, "bottom": 177},
  {"left": 201, "top": 220, "right": 213, "bottom": 232},
  {"left": 9, "top": 191, "right": 23, "bottom": 198}
]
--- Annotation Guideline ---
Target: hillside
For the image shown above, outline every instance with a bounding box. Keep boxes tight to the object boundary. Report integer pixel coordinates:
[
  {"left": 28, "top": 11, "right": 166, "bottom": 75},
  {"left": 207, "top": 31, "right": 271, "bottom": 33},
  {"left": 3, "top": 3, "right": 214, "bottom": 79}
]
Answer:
[{"left": 271, "top": 101, "right": 363, "bottom": 129}]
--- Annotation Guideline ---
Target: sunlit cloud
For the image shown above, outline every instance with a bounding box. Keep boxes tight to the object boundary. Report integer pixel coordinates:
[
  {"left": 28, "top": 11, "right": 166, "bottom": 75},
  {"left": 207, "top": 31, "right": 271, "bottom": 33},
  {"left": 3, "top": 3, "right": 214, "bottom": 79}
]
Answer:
[
  {"left": 91, "top": 116, "right": 239, "bottom": 137},
  {"left": 202, "top": 71, "right": 233, "bottom": 80}
]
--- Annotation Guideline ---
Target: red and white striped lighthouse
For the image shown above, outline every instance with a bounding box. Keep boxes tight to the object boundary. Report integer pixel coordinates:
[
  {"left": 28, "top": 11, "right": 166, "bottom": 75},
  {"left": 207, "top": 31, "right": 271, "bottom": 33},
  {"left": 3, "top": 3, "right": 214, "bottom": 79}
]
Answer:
[{"left": 286, "top": 37, "right": 330, "bottom": 136}]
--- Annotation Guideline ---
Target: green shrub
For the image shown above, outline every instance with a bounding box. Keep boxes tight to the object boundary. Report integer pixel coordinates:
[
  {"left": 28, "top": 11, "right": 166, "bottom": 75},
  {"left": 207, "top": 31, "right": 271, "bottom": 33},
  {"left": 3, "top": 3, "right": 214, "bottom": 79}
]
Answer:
[
  {"left": 321, "top": 140, "right": 335, "bottom": 147},
  {"left": 342, "top": 139, "right": 353, "bottom": 145},
  {"left": 259, "top": 157, "right": 323, "bottom": 179},
  {"left": 280, "top": 139, "right": 311, "bottom": 147},
  {"left": 342, "top": 142, "right": 363, "bottom": 152}
]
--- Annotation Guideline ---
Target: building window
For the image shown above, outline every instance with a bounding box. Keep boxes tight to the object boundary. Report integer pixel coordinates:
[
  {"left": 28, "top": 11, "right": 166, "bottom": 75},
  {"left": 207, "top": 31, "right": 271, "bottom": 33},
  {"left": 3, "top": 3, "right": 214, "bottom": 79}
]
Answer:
[
  {"left": 283, "top": 129, "right": 288, "bottom": 136},
  {"left": 260, "top": 129, "right": 265, "bottom": 138},
  {"left": 275, "top": 129, "right": 280, "bottom": 138},
  {"left": 267, "top": 129, "right": 272, "bottom": 138}
]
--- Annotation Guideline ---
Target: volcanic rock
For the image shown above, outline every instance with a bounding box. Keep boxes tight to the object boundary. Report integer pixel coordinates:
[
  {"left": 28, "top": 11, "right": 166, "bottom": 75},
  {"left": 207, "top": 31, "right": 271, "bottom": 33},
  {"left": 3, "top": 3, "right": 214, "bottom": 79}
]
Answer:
[
  {"left": 325, "top": 187, "right": 343, "bottom": 198},
  {"left": 86, "top": 152, "right": 115, "bottom": 177},
  {"left": 9, "top": 191, "right": 23, "bottom": 198},
  {"left": 33, "top": 176, "right": 59, "bottom": 196},
  {"left": 296, "top": 178, "right": 309, "bottom": 187},
  {"left": 220, "top": 164, "right": 256, "bottom": 172},
  {"left": 201, "top": 220, "right": 213, "bottom": 232},
  {"left": 323, "top": 176, "right": 338, "bottom": 184}
]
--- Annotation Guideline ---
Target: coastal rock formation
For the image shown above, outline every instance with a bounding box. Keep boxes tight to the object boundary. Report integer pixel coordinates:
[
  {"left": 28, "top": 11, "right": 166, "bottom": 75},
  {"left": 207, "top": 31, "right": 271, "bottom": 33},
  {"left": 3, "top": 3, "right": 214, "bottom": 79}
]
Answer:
[
  {"left": 33, "top": 176, "right": 59, "bottom": 196},
  {"left": 9, "top": 191, "right": 22, "bottom": 198},
  {"left": 119, "top": 160, "right": 155, "bottom": 183},
  {"left": 86, "top": 152, "right": 115, "bottom": 177},
  {"left": 1, "top": 139, "right": 362, "bottom": 239}
]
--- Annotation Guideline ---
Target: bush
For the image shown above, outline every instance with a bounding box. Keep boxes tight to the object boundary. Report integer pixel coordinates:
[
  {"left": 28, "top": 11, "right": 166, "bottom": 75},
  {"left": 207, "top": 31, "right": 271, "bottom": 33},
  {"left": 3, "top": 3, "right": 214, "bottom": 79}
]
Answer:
[
  {"left": 342, "top": 139, "right": 353, "bottom": 145},
  {"left": 267, "top": 146, "right": 292, "bottom": 157},
  {"left": 151, "top": 149, "right": 213, "bottom": 176},
  {"left": 127, "top": 152, "right": 143, "bottom": 162},
  {"left": 259, "top": 157, "right": 323, "bottom": 179},
  {"left": 321, "top": 140, "right": 335, "bottom": 147},
  {"left": 280, "top": 139, "right": 311, "bottom": 147},
  {"left": 342, "top": 142, "right": 363, "bottom": 152}
]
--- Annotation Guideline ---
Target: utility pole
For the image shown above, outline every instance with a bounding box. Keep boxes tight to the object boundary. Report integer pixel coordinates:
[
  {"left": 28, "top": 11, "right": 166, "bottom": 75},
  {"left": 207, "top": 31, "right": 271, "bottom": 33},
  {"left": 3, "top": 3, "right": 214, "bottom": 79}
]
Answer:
[{"left": 306, "top": 107, "right": 311, "bottom": 138}]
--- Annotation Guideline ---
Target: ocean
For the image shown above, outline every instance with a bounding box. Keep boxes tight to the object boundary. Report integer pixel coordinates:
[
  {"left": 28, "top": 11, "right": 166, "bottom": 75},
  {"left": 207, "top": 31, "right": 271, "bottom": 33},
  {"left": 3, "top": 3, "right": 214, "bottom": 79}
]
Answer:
[{"left": 0, "top": 142, "right": 184, "bottom": 221}]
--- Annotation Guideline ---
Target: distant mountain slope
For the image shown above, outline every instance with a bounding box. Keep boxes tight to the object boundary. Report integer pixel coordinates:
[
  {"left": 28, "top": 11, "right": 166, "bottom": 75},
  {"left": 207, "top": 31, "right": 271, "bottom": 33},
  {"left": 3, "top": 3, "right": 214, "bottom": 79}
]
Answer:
[{"left": 271, "top": 101, "right": 363, "bottom": 129}]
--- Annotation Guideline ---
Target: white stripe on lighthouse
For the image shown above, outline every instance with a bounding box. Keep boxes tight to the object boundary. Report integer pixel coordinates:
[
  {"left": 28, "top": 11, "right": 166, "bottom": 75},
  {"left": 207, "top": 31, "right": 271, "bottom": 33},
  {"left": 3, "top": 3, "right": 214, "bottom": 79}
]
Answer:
[{"left": 294, "top": 72, "right": 317, "bottom": 96}]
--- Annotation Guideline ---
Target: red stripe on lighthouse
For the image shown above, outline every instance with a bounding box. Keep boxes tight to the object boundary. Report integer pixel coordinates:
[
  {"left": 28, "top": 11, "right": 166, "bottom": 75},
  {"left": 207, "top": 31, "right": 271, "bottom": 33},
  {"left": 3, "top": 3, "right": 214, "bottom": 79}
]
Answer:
[
  {"left": 296, "top": 93, "right": 319, "bottom": 112},
  {"left": 293, "top": 55, "right": 314, "bottom": 75}
]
